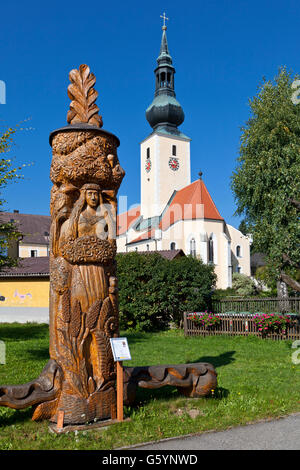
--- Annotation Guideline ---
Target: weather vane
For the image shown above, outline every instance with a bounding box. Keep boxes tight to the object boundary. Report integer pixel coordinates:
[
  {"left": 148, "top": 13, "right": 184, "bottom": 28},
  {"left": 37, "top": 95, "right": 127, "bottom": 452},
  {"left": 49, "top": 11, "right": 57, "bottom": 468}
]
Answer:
[{"left": 160, "top": 12, "right": 169, "bottom": 30}]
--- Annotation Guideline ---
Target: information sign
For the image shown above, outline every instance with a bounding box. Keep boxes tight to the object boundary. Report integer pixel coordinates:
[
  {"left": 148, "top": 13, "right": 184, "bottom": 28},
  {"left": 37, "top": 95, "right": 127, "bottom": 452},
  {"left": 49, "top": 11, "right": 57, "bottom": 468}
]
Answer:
[{"left": 110, "top": 337, "right": 131, "bottom": 362}]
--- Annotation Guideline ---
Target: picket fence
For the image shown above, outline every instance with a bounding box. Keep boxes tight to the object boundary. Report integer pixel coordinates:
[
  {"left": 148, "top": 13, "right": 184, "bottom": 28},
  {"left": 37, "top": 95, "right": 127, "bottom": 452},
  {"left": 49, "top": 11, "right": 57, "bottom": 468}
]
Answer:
[{"left": 183, "top": 311, "right": 300, "bottom": 340}]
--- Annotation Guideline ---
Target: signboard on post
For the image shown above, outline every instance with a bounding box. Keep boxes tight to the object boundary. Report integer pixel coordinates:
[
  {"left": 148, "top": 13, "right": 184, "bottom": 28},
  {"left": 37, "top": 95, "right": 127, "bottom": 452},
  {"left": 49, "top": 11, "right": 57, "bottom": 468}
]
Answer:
[
  {"left": 110, "top": 337, "right": 131, "bottom": 422},
  {"left": 110, "top": 337, "right": 131, "bottom": 362}
]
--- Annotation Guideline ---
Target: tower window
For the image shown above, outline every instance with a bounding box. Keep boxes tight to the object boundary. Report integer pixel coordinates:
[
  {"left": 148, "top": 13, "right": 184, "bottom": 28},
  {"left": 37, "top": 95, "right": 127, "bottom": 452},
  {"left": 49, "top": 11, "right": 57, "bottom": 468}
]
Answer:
[
  {"left": 160, "top": 72, "right": 166, "bottom": 87},
  {"left": 172, "top": 145, "right": 176, "bottom": 156},
  {"left": 146, "top": 147, "right": 150, "bottom": 159},
  {"left": 167, "top": 72, "right": 171, "bottom": 86}
]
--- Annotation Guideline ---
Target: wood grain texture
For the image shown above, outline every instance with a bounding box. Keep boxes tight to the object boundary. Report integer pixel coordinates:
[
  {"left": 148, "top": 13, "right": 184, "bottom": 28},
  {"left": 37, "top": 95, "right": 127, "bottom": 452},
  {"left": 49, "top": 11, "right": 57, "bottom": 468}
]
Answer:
[{"left": 67, "top": 64, "right": 103, "bottom": 127}]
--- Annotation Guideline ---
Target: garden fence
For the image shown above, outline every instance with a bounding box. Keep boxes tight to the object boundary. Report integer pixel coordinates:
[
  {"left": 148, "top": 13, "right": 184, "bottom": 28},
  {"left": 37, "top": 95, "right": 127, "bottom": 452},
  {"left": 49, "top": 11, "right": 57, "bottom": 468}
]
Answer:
[
  {"left": 183, "top": 312, "right": 300, "bottom": 340},
  {"left": 212, "top": 297, "right": 300, "bottom": 315}
]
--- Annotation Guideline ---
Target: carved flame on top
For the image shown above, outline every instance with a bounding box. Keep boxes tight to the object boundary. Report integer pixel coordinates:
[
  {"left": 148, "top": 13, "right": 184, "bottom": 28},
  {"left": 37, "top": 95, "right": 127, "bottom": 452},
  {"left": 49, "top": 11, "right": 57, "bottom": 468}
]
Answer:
[{"left": 67, "top": 64, "right": 103, "bottom": 128}]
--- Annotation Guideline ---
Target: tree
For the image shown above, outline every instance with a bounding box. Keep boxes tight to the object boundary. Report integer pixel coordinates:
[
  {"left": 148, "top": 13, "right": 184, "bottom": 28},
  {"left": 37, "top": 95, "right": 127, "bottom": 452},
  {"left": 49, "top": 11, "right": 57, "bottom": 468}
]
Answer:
[
  {"left": 0, "top": 126, "right": 23, "bottom": 268},
  {"left": 231, "top": 68, "right": 300, "bottom": 294},
  {"left": 117, "top": 252, "right": 216, "bottom": 331}
]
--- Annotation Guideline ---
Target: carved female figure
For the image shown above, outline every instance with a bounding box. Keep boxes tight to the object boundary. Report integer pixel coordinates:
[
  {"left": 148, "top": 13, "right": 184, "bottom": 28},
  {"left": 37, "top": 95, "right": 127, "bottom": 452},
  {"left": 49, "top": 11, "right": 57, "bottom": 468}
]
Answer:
[{"left": 48, "top": 182, "right": 119, "bottom": 424}]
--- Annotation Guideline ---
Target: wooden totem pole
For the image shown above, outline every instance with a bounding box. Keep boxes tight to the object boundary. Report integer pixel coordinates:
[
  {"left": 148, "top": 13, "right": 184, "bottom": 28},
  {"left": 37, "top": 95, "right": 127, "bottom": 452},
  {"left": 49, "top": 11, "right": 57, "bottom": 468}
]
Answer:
[{"left": 0, "top": 64, "right": 125, "bottom": 425}]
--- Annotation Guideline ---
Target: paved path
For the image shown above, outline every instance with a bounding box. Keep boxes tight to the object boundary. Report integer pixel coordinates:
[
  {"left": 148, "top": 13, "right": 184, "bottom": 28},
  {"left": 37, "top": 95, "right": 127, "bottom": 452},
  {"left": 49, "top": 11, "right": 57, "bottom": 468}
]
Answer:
[
  {"left": 127, "top": 413, "right": 300, "bottom": 450},
  {"left": 0, "top": 307, "right": 49, "bottom": 324}
]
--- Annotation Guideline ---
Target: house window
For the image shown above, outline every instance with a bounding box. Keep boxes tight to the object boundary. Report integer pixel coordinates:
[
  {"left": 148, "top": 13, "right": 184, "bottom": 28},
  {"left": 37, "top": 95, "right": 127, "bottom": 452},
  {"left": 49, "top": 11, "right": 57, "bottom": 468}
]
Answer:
[
  {"left": 146, "top": 147, "right": 150, "bottom": 159},
  {"left": 190, "top": 238, "right": 196, "bottom": 257},
  {"left": 31, "top": 250, "right": 37, "bottom": 257},
  {"left": 236, "top": 245, "right": 241, "bottom": 257},
  {"left": 236, "top": 266, "right": 242, "bottom": 273},
  {"left": 172, "top": 145, "right": 176, "bottom": 156},
  {"left": 208, "top": 236, "right": 214, "bottom": 263},
  {"left": 170, "top": 242, "right": 176, "bottom": 250}
]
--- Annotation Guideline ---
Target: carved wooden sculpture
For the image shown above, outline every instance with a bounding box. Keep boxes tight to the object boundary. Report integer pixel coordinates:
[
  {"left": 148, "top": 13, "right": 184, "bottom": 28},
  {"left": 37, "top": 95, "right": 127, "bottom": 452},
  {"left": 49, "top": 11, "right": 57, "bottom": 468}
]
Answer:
[
  {"left": 0, "top": 65, "right": 218, "bottom": 427},
  {"left": 123, "top": 363, "right": 218, "bottom": 406},
  {"left": 0, "top": 64, "right": 125, "bottom": 425}
]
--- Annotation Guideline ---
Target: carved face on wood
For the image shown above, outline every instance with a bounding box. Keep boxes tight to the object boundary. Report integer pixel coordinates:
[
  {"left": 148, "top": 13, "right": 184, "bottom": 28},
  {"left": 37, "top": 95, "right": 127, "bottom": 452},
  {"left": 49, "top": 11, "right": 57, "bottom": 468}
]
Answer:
[{"left": 85, "top": 190, "right": 99, "bottom": 209}]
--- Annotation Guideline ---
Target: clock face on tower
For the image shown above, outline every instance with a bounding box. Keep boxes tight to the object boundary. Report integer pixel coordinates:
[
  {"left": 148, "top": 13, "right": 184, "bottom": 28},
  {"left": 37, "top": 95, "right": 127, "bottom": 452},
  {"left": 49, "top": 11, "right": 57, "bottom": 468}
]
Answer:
[
  {"left": 169, "top": 157, "right": 179, "bottom": 171},
  {"left": 145, "top": 159, "right": 152, "bottom": 173}
]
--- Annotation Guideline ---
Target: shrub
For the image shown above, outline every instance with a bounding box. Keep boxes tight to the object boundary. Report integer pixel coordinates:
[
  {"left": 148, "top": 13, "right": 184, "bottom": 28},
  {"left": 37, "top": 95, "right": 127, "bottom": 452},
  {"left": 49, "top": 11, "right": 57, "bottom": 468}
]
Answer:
[
  {"left": 117, "top": 253, "right": 216, "bottom": 331},
  {"left": 232, "top": 273, "right": 257, "bottom": 296}
]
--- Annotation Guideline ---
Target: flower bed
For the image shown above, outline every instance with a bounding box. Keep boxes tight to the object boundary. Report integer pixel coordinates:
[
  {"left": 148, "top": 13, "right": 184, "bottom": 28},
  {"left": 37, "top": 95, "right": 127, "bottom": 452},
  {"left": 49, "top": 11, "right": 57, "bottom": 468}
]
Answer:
[
  {"left": 187, "top": 312, "right": 221, "bottom": 329},
  {"left": 253, "top": 313, "right": 296, "bottom": 337}
]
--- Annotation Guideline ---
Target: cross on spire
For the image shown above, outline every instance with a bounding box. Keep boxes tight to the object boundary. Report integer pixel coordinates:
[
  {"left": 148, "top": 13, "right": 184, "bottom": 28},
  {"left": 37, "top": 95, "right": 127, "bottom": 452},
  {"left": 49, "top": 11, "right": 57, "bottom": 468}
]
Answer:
[{"left": 160, "top": 12, "right": 169, "bottom": 30}]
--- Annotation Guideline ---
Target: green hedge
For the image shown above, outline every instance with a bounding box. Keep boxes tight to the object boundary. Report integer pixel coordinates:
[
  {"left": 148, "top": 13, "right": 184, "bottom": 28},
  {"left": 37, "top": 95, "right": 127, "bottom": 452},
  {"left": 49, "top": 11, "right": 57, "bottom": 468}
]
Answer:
[{"left": 116, "top": 252, "right": 216, "bottom": 331}]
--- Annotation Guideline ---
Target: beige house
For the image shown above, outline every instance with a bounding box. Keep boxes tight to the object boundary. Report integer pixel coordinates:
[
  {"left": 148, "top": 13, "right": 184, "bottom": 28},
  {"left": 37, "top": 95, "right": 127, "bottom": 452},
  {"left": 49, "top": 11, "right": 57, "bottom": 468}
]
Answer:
[
  {"left": 116, "top": 24, "right": 251, "bottom": 289},
  {"left": 0, "top": 210, "right": 51, "bottom": 258}
]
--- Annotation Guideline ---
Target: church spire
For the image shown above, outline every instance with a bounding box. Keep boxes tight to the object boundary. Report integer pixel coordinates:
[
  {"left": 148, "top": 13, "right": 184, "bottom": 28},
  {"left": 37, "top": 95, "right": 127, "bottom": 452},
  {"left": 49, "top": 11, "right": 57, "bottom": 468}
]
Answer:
[
  {"left": 157, "top": 14, "right": 172, "bottom": 66},
  {"left": 146, "top": 15, "right": 185, "bottom": 134}
]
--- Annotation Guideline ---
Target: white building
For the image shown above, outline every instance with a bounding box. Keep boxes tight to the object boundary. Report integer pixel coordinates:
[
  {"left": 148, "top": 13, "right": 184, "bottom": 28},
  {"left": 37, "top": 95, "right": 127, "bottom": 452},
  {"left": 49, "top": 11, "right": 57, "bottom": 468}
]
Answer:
[{"left": 116, "top": 24, "right": 251, "bottom": 289}]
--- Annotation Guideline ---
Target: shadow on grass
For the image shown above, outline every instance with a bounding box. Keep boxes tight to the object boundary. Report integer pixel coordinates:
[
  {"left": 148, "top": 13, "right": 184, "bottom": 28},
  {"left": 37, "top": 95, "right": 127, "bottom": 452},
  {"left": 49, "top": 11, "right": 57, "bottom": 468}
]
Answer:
[
  {"left": 0, "top": 407, "right": 33, "bottom": 427},
  {"left": 127, "top": 383, "right": 230, "bottom": 411},
  {"left": 26, "top": 347, "right": 50, "bottom": 361},
  {"left": 0, "top": 323, "right": 49, "bottom": 342},
  {"left": 194, "top": 350, "right": 236, "bottom": 369}
]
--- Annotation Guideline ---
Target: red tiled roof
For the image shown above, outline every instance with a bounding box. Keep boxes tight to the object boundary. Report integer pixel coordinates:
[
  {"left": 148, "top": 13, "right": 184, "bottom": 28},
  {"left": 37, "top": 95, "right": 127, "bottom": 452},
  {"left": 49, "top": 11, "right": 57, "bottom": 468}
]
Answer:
[
  {"left": 117, "top": 206, "right": 141, "bottom": 236},
  {"left": 127, "top": 228, "right": 156, "bottom": 245},
  {"left": 159, "top": 179, "right": 223, "bottom": 231}
]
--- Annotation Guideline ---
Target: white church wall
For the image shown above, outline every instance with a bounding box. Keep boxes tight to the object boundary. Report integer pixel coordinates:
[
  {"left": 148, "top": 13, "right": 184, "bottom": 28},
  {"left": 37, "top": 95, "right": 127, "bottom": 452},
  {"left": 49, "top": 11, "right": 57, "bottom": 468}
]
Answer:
[
  {"left": 226, "top": 224, "right": 251, "bottom": 276},
  {"left": 116, "top": 234, "right": 127, "bottom": 253}
]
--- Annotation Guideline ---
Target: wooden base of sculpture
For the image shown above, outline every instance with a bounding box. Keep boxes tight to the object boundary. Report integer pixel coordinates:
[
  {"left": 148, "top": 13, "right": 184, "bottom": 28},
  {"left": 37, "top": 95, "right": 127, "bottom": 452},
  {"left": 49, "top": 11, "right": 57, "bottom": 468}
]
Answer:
[
  {"left": 123, "top": 363, "right": 217, "bottom": 405},
  {"left": 0, "top": 360, "right": 217, "bottom": 424},
  {"left": 49, "top": 417, "right": 132, "bottom": 434}
]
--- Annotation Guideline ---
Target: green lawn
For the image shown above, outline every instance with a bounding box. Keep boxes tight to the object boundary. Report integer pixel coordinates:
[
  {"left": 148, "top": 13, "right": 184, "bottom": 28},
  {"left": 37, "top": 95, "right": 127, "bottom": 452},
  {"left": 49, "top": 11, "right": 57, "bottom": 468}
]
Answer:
[{"left": 0, "top": 323, "right": 299, "bottom": 450}]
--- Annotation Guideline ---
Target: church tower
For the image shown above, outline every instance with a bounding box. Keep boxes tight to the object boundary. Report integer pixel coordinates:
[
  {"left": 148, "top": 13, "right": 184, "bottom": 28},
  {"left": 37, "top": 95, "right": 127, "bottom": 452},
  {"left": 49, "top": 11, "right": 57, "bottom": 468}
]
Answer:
[{"left": 140, "top": 17, "right": 191, "bottom": 220}]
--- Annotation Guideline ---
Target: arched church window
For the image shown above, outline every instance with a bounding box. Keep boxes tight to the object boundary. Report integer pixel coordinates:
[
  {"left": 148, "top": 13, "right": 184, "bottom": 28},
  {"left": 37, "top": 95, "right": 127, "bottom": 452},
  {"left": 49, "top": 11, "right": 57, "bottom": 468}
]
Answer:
[
  {"left": 236, "top": 245, "right": 241, "bottom": 257},
  {"left": 170, "top": 242, "right": 176, "bottom": 250},
  {"left": 208, "top": 236, "right": 214, "bottom": 263},
  {"left": 190, "top": 238, "right": 196, "bottom": 257},
  {"left": 146, "top": 244, "right": 149, "bottom": 251}
]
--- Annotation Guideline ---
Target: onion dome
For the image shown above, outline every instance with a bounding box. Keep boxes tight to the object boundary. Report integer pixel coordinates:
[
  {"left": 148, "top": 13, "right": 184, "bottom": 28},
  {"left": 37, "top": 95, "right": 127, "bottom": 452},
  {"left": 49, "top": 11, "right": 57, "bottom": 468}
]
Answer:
[{"left": 146, "top": 24, "right": 185, "bottom": 132}]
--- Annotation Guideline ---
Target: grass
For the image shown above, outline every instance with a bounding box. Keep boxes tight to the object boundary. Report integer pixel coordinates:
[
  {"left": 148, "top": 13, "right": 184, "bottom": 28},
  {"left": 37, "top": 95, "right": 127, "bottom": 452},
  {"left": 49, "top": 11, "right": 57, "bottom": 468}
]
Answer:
[{"left": 0, "top": 323, "right": 299, "bottom": 449}]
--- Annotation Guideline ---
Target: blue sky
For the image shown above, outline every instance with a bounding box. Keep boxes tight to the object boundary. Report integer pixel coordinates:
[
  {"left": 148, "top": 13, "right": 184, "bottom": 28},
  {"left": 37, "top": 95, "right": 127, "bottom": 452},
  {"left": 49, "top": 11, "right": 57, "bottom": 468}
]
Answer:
[{"left": 0, "top": 0, "right": 299, "bottom": 227}]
